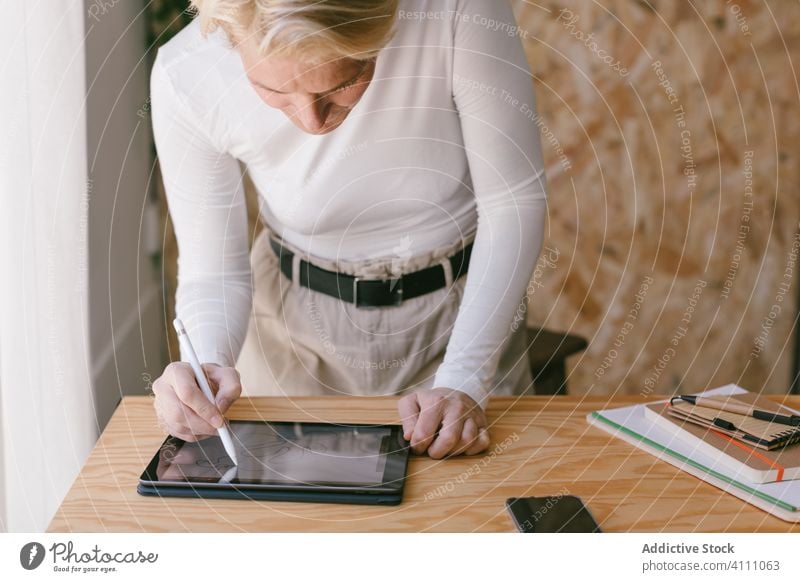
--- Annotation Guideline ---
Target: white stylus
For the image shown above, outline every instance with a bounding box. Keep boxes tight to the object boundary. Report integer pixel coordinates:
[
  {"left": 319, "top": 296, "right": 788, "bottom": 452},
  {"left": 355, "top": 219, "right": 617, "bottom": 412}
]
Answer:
[{"left": 173, "top": 318, "right": 238, "bottom": 465}]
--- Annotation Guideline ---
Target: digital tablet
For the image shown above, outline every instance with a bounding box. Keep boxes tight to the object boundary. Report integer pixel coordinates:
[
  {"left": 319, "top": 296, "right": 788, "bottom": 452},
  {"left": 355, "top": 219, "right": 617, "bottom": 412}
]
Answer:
[{"left": 139, "top": 420, "right": 410, "bottom": 500}]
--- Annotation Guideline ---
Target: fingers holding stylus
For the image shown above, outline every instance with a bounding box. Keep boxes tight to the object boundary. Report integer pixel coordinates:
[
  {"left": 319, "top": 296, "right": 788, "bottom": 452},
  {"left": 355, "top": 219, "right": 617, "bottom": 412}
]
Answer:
[
  {"left": 153, "top": 382, "right": 217, "bottom": 441},
  {"left": 204, "top": 364, "right": 242, "bottom": 414},
  {"left": 153, "top": 362, "right": 222, "bottom": 440},
  {"left": 167, "top": 362, "right": 225, "bottom": 428}
]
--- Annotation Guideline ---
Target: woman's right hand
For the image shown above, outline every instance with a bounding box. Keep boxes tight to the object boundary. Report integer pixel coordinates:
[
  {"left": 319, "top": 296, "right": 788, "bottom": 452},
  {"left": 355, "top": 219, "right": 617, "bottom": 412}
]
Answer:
[{"left": 152, "top": 362, "right": 242, "bottom": 442}]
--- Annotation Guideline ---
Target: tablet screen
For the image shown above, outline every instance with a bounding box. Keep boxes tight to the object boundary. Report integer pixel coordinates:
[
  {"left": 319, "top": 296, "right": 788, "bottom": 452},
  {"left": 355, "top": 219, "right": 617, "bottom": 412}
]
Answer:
[{"left": 148, "top": 420, "right": 401, "bottom": 488}]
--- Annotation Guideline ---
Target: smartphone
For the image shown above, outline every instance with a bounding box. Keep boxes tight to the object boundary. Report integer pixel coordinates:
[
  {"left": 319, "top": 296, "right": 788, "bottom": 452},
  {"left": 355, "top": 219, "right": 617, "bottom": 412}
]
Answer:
[{"left": 506, "top": 495, "right": 602, "bottom": 533}]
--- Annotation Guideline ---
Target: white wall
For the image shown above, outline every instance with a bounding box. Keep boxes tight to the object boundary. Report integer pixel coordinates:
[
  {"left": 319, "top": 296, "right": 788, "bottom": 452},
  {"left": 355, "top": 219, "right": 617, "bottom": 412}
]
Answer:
[
  {"left": 0, "top": 1, "right": 163, "bottom": 533},
  {"left": 84, "top": 1, "right": 164, "bottom": 429},
  {"left": 1, "top": 0, "right": 97, "bottom": 532},
  {"left": 0, "top": 364, "right": 4, "bottom": 532}
]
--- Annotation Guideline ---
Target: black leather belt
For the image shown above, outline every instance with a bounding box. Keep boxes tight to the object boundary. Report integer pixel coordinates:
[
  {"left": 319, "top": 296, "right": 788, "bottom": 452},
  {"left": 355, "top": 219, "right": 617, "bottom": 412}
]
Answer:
[{"left": 269, "top": 237, "right": 473, "bottom": 307}]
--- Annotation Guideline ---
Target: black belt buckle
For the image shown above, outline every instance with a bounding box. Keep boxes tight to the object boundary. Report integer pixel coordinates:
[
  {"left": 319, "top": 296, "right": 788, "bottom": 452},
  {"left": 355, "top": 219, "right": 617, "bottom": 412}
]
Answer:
[{"left": 352, "top": 276, "right": 404, "bottom": 307}]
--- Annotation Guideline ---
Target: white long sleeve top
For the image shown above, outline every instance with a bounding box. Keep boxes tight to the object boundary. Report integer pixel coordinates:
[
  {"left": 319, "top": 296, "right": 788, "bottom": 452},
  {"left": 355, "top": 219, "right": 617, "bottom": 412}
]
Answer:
[{"left": 151, "top": 0, "right": 547, "bottom": 407}]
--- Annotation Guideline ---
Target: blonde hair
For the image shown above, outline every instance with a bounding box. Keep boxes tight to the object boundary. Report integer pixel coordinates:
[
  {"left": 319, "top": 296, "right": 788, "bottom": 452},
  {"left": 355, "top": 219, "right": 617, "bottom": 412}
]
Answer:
[{"left": 189, "top": 0, "right": 398, "bottom": 61}]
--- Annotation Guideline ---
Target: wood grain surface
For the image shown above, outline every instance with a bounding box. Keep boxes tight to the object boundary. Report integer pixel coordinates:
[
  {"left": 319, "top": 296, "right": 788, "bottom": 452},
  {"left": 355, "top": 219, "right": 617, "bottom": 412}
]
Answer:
[{"left": 48, "top": 395, "right": 800, "bottom": 532}]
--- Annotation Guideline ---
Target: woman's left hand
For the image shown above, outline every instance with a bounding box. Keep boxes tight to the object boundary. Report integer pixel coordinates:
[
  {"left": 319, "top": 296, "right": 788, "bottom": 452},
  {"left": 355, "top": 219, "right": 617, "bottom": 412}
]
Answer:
[{"left": 398, "top": 387, "right": 490, "bottom": 458}]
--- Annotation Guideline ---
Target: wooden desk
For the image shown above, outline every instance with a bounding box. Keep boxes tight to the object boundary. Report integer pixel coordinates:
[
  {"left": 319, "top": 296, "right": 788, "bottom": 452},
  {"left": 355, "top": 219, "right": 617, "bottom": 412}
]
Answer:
[{"left": 48, "top": 395, "right": 800, "bottom": 532}]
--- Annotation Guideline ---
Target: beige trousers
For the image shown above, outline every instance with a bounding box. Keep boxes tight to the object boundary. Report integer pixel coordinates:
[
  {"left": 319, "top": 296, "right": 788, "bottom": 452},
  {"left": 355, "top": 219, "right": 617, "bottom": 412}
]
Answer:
[{"left": 236, "top": 227, "right": 533, "bottom": 399}]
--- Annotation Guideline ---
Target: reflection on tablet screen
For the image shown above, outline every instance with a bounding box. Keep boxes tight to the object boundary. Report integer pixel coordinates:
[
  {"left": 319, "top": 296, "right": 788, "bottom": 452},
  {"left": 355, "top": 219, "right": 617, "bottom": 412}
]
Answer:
[{"left": 155, "top": 421, "right": 391, "bottom": 487}]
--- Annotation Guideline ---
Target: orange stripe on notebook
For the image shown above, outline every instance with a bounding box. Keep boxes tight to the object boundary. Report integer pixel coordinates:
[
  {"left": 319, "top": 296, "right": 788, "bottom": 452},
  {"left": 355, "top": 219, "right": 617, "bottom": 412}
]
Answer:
[{"left": 709, "top": 428, "right": 785, "bottom": 482}]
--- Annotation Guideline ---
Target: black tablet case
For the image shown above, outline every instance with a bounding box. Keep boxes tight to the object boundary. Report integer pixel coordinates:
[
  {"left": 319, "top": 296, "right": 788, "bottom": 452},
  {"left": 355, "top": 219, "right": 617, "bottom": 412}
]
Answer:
[{"left": 137, "top": 483, "right": 403, "bottom": 505}]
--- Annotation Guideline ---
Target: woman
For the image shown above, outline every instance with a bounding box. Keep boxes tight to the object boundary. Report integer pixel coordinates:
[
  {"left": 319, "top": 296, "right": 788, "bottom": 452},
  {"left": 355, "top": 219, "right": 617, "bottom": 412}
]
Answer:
[{"left": 151, "top": 0, "right": 547, "bottom": 459}]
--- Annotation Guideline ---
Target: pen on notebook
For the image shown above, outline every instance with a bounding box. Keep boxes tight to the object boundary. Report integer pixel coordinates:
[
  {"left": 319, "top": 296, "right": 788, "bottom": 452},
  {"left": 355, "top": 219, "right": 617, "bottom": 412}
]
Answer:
[
  {"left": 673, "top": 395, "right": 800, "bottom": 427},
  {"left": 173, "top": 318, "right": 239, "bottom": 465}
]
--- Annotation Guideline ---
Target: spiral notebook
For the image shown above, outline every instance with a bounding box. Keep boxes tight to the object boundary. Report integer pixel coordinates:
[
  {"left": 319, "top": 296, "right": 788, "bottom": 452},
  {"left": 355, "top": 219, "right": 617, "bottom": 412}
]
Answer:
[
  {"left": 587, "top": 385, "right": 800, "bottom": 522},
  {"left": 665, "top": 393, "right": 800, "bottom": 451},
  {"left": 643, "top": 389, "right": 800, "bottom": 483}
]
